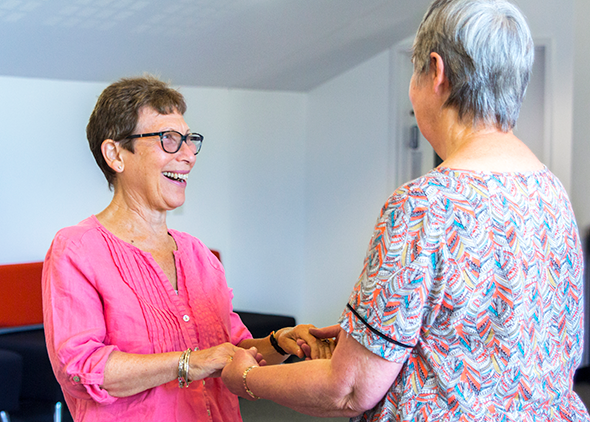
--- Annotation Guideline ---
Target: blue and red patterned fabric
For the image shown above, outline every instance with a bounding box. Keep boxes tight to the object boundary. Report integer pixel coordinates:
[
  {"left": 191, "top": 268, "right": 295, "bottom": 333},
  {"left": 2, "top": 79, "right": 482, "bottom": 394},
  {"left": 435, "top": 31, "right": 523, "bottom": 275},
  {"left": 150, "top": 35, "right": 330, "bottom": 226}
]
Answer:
[{"left": 340, "top": 166, "right": 590, "bottom": 421}]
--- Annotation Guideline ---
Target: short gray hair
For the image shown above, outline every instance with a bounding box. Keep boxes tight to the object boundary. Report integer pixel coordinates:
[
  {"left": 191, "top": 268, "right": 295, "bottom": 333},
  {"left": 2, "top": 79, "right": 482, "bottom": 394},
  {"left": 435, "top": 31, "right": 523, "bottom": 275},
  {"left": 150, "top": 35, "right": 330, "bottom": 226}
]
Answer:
[{"left": 412, "top": 0, "right": 534, "bottom": 132}]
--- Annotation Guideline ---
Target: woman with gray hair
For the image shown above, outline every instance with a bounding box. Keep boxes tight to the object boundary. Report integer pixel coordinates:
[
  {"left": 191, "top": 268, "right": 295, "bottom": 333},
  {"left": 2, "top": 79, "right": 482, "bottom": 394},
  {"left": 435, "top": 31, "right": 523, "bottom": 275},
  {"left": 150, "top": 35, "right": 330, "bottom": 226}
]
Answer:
[{"left": 221, "top": 0, "right": 590, "bottom": 420}]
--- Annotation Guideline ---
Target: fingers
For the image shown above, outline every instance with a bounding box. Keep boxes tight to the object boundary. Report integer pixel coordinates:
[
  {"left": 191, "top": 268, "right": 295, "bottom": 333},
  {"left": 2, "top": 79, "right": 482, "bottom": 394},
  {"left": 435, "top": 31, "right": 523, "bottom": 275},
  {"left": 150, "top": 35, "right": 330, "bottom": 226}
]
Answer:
[
  {"left": 299, "top": 341, "right": 312, "bottom": 360},
  {"left": 320, "top": 338, "right": 336, "bottom": 358},
  {"left": 190, "top": 342, "right": 245, "bottom": 380},
  {"left": 274, "top": 327, "right": 304, "bottom": 357},
  {"left": 299, "top": 325, "right": 326, "bottom": 360},
  {"left": 299, "top": 325, "right": 340, "bottom": 359},
  {"left": 279, "top": 325, "right": 327, "bottom": 360},
  {"left": 245, "top": 346, "right": 259, "bottom": 358},
  {"left": 234, "top": 347, "right": 260, "bottom": 366},
  {"left": 221, "top": 349, "right": 261, "bottom": 400},
  {"left": 287, "top": 324, "right": 325, "bottom": 359},
  {"left": 254, "top": 351, "right": 267, "bottom": 366},
  {"left": 309, "top": 324, "right": 341, "bottom": 339},
  {"left": 274, "top": 324, "right": 341, "bottom": 360}
]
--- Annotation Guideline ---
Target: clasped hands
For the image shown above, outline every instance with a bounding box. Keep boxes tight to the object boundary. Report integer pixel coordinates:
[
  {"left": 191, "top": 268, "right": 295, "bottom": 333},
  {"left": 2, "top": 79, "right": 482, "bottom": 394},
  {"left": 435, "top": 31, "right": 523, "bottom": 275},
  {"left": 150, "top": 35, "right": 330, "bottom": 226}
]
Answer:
[
  {"left": 188, "top": 324, "right": 337, "bottom": 385},
  {"left": 222, "top": 324, "right": 340, "bottom": 400},
  {"left": 274, "top": 323, "right": 336, "bottom": 360}
]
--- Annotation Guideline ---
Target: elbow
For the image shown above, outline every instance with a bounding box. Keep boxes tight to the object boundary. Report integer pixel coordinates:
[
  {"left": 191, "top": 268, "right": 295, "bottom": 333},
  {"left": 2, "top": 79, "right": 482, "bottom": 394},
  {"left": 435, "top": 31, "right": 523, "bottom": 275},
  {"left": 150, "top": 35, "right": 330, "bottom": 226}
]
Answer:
[
  {"left": 99, "top": 382, "right": 125, "bottom": 398},
  {"left": 340, "top": 393, "right": 379, "bottom": 417},
  {"left": 100, "top": 376, "right": 138, "bottom": 398},
  {"left": 314, "top": 368, "right": 380, "bottom": 417},
  {"left": 324, "top": 384, "right": 378, "bottom": 417}
]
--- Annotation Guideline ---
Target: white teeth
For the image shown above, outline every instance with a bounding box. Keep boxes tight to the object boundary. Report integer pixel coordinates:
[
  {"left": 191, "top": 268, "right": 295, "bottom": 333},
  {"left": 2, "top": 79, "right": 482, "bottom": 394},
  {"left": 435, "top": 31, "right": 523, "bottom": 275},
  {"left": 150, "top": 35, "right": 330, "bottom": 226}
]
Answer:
[{"left": 163, "top": 171, "right": 189, "bottom": 181}]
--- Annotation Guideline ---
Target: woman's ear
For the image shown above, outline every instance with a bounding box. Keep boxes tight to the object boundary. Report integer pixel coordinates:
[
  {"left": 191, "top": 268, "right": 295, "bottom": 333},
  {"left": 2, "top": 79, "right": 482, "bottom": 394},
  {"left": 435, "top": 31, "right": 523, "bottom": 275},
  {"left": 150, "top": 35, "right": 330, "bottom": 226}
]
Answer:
[
  {"left": 101, "top": 139, "right": 124, "bottom": 172},
  {"left": 429, "top": 52, "right": 449, "bottom": 96}
]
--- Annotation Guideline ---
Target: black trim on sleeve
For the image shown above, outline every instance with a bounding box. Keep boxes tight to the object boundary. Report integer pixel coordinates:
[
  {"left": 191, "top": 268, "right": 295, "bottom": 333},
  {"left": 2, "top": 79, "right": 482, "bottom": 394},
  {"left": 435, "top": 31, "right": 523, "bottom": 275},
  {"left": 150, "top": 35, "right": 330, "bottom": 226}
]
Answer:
[{"left": 346, "top": 303, "right": 413, "bottom": 349}]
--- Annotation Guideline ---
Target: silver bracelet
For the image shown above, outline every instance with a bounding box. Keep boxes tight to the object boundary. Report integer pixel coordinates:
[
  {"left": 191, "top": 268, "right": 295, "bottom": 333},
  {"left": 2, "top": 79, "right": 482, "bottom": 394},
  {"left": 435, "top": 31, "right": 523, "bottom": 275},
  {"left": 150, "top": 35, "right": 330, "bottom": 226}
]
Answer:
[{"left": 178, "top": 348, "right": 192, "bottom": 388}]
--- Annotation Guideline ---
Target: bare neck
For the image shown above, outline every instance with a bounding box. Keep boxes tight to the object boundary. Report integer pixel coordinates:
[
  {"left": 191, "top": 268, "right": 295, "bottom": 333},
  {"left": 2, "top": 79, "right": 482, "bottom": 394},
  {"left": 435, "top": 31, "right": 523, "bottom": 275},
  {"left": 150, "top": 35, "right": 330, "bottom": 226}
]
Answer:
[
  {"left": 96, "top": 191, "right": 171, "bottom": 250},
  {"left": 433, "top": 114, "right": 544, "bottom": 173}
]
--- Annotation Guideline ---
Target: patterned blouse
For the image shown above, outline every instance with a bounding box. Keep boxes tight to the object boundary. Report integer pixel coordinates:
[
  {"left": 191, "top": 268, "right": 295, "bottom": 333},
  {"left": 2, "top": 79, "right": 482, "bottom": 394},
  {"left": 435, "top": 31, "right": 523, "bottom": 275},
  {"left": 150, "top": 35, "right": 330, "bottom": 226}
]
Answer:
[{"left": 340, "top": 167, "right": 590, "bottom": 421}]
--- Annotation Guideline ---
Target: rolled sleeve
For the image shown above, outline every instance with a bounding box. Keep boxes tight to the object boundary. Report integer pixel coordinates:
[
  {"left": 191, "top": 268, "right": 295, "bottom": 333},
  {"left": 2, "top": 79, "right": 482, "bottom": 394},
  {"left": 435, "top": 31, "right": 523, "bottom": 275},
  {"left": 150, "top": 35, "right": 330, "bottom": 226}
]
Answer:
[
  {"left": 57, "top": 336, "right": 119, "bottom": 404},
  {"left": 43, "top": 231, "right": 120, "bottom": 404}
]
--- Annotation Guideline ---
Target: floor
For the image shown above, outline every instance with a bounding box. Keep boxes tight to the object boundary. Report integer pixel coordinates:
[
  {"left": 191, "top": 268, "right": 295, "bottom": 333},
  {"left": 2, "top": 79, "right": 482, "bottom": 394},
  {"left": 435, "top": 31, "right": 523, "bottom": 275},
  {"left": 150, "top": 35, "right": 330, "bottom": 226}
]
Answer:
[
  {"left": 577, "top": 383, "right": 590, "bottom": 401},
  {"left": 6, "top": 379, "right": 590, "bottom": 422},
  {"left": 8, "top": 398, "right": 344, "bottom": 422},
  {"left": 239, "top": 379, "right": 590, "bottom": 422},
  {"left": 240, "top": 398, "right": 348, "bottom": 422},
  {"left": 572, "top": 367, "right": 590, "bottom": 413}
]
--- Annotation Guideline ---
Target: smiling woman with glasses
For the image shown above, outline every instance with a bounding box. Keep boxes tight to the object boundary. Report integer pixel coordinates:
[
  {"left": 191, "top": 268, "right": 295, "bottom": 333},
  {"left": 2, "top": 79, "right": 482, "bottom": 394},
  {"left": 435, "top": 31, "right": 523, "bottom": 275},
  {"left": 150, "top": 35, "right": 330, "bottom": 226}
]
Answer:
[{"left": 41, "top": 75, "right": 331, "bottom": 422}]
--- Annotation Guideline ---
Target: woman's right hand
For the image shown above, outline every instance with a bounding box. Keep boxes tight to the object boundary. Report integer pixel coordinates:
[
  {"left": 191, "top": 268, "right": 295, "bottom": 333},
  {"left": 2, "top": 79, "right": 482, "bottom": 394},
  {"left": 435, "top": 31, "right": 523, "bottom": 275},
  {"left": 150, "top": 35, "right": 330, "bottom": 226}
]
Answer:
[
  {"left": 189, "top": 342, "right": 239, "bottom": 380},
  {"left": 221, "top": 347, "right": 261, "bottom": 399}
]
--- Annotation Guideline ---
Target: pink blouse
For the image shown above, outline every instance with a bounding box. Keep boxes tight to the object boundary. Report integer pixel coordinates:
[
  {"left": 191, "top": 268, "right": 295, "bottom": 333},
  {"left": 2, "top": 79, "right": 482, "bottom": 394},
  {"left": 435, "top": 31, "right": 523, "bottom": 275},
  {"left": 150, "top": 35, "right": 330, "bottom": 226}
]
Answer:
[{"left": 42, "top": 216, "right": 252, "bottom": 421}]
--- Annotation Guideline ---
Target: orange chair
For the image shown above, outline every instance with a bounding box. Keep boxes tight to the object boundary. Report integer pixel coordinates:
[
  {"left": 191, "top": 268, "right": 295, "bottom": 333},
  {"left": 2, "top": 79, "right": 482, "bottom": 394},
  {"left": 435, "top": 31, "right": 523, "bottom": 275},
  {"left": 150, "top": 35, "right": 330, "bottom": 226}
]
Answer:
[{"left": 0, "top": 262, "right": 67, "bottom": 422}]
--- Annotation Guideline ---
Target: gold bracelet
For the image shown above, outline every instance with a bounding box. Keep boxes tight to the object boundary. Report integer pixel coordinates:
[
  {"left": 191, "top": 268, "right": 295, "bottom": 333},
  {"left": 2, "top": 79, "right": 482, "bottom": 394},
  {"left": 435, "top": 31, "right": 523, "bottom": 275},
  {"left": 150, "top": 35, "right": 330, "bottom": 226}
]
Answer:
[{"left": 242, "top": 366, "right": 260, "bottom": 400}]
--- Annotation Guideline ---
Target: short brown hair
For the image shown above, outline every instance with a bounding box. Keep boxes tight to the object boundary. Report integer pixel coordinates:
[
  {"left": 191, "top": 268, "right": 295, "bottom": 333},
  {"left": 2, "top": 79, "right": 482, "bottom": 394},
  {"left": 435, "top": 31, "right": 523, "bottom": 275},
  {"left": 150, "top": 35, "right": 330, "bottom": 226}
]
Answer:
[{"left": 87, "top": 75, "right": 187, "bottom": 189}]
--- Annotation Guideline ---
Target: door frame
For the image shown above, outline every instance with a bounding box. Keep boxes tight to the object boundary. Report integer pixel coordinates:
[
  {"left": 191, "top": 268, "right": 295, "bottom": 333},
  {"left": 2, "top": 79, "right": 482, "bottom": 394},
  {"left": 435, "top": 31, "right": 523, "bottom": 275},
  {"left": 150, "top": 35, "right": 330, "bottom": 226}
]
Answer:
[{"left": 388, "top": 37, "right": 555, "bottom": 192}]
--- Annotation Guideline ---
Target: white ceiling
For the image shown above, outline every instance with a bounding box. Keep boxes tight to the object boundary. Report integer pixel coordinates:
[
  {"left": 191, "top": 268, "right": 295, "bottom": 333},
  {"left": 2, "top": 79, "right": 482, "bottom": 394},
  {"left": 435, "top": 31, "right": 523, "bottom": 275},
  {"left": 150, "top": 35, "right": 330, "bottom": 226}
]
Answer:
[{"left": 0, "top": 0, "right": 431, "bottom": 91}]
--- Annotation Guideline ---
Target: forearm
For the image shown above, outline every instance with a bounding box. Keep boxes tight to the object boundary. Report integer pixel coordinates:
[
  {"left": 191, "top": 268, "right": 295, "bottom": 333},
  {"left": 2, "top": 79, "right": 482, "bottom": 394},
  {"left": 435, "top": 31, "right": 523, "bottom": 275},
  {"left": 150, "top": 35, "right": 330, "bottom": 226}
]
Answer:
[
  {"left": 223, "top": 328, "right": 401, "bottom": 417},
  {"left": 243, "top": 359, "right": 362, "bottom": 417},
  {"left": 103, "top": 345, "right": 234, "bottom": 397},
  {"left": 102, "top": 350, "right": 180, "bottom": 397}
]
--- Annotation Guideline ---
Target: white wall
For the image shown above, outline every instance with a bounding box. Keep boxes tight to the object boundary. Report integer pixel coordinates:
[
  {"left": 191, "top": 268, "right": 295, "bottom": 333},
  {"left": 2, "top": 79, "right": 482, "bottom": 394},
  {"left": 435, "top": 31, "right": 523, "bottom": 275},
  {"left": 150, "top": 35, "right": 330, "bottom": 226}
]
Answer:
[
  {"left": 223, "top": 90, "right": 307, "bottom": 317},
  {"left": 572, "top": 0, "right": 590, "bottom": 233},
  {"left": 0, "top": 77, "right": 307, "bottom": 319},
  {"left": 518, "top": 0, "right": 576, "bottom": 193},
  {"left": 168, "top": 87, "right": 309, "bottom": 318},
  {"left": 0, "top": 57, "right": 390, "bottom": 328},
  {"left": 0, "top": 0, "right": 583, "bottom": 329},
  {"left": 302, "top": 51, "right": 391, "bottom": 327},
  {"left": 0, "top": 77, "right": 111, "bottom": 264}
]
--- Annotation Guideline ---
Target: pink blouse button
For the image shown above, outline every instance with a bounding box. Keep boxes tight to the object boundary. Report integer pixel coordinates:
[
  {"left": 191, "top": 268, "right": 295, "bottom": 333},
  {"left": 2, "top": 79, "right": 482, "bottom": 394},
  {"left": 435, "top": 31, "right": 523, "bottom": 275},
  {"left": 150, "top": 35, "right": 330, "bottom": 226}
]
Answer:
[{"left": 183, "top": 315, "right": 190, "bottom": 322}]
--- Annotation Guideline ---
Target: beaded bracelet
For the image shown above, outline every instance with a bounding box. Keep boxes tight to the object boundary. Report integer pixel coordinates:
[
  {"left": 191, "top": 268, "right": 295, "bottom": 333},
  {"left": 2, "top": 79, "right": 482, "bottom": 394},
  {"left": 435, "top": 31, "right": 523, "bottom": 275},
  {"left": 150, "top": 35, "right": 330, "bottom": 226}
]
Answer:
[
  {"left": 242, "top": 366, "right": 261, "bottom": 400},
  {"left": 269, "top": 331, "right": 288, "bottom": 355}
]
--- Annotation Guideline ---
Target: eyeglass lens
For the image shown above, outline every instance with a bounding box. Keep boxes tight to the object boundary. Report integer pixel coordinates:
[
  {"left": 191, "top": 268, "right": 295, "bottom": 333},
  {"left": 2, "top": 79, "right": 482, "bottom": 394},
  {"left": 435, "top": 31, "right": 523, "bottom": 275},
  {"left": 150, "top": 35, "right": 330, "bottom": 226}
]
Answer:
[{"left": 161, "top": 132, "right": 202, "bottom": 154}]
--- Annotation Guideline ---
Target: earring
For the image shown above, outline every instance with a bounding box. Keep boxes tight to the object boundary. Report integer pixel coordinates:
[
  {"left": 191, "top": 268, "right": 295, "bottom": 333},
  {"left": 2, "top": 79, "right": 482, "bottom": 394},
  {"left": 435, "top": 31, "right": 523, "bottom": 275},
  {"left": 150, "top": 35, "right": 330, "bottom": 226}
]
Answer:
[{"left": 118, "top": 165, "right": 123, "bottom": 171}]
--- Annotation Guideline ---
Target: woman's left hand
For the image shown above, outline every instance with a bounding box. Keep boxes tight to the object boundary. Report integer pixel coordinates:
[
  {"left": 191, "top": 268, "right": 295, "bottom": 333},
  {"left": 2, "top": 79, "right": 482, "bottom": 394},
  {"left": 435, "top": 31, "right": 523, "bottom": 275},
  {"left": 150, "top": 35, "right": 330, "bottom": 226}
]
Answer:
[{"left": 275, "top": 324, "right": 335, "bottom": 360}]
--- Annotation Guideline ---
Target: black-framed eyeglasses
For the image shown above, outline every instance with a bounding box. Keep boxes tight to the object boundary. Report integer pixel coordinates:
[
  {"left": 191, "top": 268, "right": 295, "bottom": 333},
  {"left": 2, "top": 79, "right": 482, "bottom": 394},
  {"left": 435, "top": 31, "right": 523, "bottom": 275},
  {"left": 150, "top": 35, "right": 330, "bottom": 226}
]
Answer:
[{"left": 127, "top": 131, "right": 203, "bottom": 155}]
